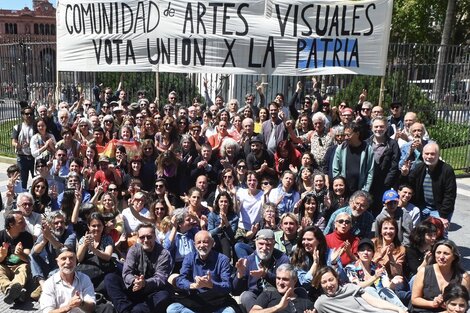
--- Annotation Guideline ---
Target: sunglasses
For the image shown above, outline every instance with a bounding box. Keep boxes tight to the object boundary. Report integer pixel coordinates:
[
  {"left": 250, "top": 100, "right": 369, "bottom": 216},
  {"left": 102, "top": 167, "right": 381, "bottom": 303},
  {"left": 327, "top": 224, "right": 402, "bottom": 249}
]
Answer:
[
  {"left": 361, "top": 108, "right": 371, "bottom": 111},
  {"left": 261, "top": 181, "right": 272, "bottom": 186},
  {"left": 336, "top": 219, "right": 351, "bottom": 225},
  {"left": 155, "top": 184, "right": 165, "bottom": 188},
  {"left": 237, "top": 165, "right": 246, "bottom": 169},
  {"left": 108, "top": 188, "right": 117, "bottom": 191},
  {"left": 139, "top": 235, "right": 153, "bottom": 240}
]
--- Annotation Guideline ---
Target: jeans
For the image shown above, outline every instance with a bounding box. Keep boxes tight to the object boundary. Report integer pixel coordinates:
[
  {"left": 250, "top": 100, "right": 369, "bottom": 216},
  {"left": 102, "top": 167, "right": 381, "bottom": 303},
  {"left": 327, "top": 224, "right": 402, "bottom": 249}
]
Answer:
[
  {"left": 167, "top": 302, "right": 236, "bottom": 313},
  {"left": 105, "top": 272, "right": 171, "bottom": 313},
  {"left": 30, "top": 251, "right": 58, "bottom": 281},
  {"left": 364, "top": 286, "right": 407, "bottom": 309},
  {"left": 17, "top": 155, "right": 35, "bottom": 190},
  {"left": 421, "top": 207, "right": 453, "bottom": 238},
  {"left": 239, "top": 290, "right": 259, "bottom": 313},
  {"left": 234, "top": 242, "right": 254, "bottom": 259}
]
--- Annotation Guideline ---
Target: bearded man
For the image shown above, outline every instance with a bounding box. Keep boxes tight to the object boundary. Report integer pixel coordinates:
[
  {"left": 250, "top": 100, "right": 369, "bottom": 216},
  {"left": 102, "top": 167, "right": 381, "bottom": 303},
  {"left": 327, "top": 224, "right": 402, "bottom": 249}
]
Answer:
[{"left": 232, "top": 229, "right": 290, "bottom": 313}]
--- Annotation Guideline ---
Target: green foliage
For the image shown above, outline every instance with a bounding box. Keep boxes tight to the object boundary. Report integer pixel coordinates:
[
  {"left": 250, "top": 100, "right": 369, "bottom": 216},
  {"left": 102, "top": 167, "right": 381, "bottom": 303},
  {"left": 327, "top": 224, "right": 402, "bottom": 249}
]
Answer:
[
  {"left": 391, "top": 0, "right": 470, "bottom": 44},
  {"left": 428, "top": 120, "right": 470, "bottom": 148},
  {"left": 333, "top": 74, "right": 437, "bottom": 125}
]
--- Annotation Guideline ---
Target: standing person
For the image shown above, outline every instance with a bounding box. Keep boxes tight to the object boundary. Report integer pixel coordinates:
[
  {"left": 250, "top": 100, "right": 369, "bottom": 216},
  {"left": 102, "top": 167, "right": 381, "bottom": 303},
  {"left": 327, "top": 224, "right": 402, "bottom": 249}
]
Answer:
[
  {"left": 105, "top": 223, "right": 173, "bottom": 313},
  {"left": 387, "top": 102, "right": 405, "bottom": 138},
  {"left": 250, "top": 264, "right": 315, "bottom": 313},
  {"left": 261, "top": 102, "right": 286, "bottom": 156},
  {"left": 332, "top": 122, "right": 375, "bottom": 194},
  {"left": 365, "top": 117, "right": 400, "bottom": 216},
  {"left": 12, "top": 106, "right": 35, "bottom": 189},
  {"left": 167, "top": 230, "right": 239, "bottom": 313},
  {"left": 0, "top": 211, "right": 34, "bottom": 304},
  {"left": 39, "top": 246, "right": 114, "bottom": 313}
]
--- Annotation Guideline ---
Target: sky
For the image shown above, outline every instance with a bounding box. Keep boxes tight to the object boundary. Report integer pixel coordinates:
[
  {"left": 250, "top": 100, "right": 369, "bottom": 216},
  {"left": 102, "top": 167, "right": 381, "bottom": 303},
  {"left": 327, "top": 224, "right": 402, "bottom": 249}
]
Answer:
[{"left": 0, "top": 0, "right": 56, "bottom": 10}]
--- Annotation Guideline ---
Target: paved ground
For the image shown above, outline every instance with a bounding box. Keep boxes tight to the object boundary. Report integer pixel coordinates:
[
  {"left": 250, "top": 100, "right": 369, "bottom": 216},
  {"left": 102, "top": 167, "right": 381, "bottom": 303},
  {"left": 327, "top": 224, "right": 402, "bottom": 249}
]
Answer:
[{"left": 0, "top": 161, "right": 468, "bottom": 312}]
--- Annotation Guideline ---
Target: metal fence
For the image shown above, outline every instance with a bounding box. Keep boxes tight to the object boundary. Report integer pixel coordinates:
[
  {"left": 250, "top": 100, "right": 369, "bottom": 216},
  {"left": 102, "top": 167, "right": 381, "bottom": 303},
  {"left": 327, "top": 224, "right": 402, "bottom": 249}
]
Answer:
[{"left": 0, "top": 38, "right": 469, "bottom": 172}]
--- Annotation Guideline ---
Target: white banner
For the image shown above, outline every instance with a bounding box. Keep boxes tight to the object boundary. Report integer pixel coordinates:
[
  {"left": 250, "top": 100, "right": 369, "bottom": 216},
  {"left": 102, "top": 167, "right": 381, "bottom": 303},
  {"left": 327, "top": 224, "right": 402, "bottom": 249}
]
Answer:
[{"left": 56, "top": 0, "right": 393, "bottom": 75}]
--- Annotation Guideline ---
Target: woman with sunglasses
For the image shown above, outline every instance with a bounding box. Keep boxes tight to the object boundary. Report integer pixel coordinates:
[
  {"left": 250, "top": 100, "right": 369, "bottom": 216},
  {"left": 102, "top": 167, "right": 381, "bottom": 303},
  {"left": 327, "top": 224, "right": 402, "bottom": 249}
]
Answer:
[
  {"left": 155, "top": 116, "right": 179, "bottom": 153},
  {"left": 30, "top": 177, "right": 55, "bottom": 214},
  {"left": 102, "top": 115, "right": 117, "bottom": 142},
  {"left": 326, "top": 212, "right": 359, "bottom": 268},
  {"left": 176, "top": 115, "right": 190, "bottom": 135},
  {"left": 235, "top": 159, "right": 248, "bottom": 188},
  {"left": 74, "top": 117, "right": 93, "bottom": 143}
]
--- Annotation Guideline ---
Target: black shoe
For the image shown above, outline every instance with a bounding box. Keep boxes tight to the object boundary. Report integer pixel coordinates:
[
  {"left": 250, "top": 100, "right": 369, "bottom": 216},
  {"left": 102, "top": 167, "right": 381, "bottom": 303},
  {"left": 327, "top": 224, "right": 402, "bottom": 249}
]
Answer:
[
  {"left": 16, "top": 288, "right": 28, "bottom": 303},
  {"left": 4, "top": 283, "right": 21, "bottom": 304}
]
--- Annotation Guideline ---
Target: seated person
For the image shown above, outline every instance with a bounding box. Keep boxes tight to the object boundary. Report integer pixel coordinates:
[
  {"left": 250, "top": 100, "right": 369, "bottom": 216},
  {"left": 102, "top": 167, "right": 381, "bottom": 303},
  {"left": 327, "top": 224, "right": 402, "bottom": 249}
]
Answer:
[
  {"left": 326, "top": 212, "right": 359, "bottom": 268},
  {"left": 0, "top": 211, "right": 34, "bottom": 304},
  {"left": 233, "top": 229, "right": 290, "bottom": 313},
  {"left": 167, "top": 230, "right": 239, "bottom": 313},
  {"left": 29, "top": 211, "right": 76, "bottom": 301},
  {"left": 345, "top": 238, "right": 406, "bottom": 310},
  {"left": 16, "top": 192, "right": 42, "bottom": 240},
  {"left": 250, "top": 263, "right": 315, "bottom": 313},
  {"left": 39, "top": 246, "right": 114, "bottom": 313},
  {"left": 163, "top": 208, "right": 199, "bottom": 273},
  {"left": 105, "top": 223, "right": 172, "bottom": 313}
]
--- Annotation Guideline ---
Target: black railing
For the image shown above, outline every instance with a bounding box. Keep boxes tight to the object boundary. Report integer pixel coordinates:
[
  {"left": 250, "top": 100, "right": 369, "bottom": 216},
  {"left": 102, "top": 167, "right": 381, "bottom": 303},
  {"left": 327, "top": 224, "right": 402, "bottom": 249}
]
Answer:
[{"left": 0, "top": 39, "right": 469, "bottom": 172}]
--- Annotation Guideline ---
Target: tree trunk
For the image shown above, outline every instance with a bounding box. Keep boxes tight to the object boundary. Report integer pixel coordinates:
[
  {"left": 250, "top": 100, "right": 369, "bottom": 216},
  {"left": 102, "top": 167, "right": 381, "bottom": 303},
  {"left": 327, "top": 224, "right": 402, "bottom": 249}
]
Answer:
[{"left": 434, "top": 0, "right": 457, "bottom": 104}]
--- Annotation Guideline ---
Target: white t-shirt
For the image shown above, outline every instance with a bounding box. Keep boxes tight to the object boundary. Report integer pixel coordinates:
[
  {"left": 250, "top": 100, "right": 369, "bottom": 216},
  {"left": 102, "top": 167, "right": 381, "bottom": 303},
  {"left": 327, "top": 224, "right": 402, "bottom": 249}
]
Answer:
[
  {"left": 122, "top": 207, "right": 150, "bottom": 234},
  {"left": 236, "top": 188, "right": 263, "bottom": 230}
]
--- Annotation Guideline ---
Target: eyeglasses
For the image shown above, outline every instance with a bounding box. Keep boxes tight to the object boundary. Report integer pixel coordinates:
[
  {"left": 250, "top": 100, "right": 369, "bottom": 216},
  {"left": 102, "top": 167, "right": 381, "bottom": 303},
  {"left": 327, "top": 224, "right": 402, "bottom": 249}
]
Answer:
[
  {"left": 139, "top": 235, "right": 153, "bottom": 240},
  {"left": 108, "top": 188, "right": 117, "bottom": 191},
  {"left": 336, "top": 219, "right": 351, "bottom": 225},
  {"left": 155, "top": 184, "right": 165, "bottom": 188},
  {"left": 223, "top": 175, "right": 233, "bottom": 179},
  {"left": 391, "top": 106, "right": 400, "bottom": 110},
  {"left": 21, "top": 202, "right": 33, "bottom": 207},
  {"left": 261, "top": 181, "right": 272, "bottom": 186},
  {"left": 136, "top": 116, "right": 143, "bottom": 119},
  {"left": 237, "top": 165, "right": 246, "bottom": 169},
  {"left": 105, "top": 120, "right": 113, "bottom": 123},
  {"left": 361, "top": 108, "right": 371, "bottom": 111}
]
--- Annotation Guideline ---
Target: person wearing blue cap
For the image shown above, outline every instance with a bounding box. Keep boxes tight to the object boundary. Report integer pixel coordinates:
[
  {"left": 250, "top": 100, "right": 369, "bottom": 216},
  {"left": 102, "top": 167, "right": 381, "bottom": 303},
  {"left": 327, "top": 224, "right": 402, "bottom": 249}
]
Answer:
[{"left": 374, "top": 189, "right": 413, "bottom": 246}]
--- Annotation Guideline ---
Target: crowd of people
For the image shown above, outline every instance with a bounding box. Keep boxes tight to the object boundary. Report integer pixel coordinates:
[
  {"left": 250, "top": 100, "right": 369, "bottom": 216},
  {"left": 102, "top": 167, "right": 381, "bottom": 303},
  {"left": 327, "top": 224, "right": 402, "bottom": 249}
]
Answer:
[{"left": 0, "top": 77, "right": 468, "bottom": 313}]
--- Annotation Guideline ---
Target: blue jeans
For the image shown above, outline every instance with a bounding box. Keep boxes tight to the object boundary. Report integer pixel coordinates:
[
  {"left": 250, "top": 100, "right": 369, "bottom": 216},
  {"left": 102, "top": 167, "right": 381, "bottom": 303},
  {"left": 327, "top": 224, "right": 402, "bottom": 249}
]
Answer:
[
  {"left": 421, "top": 207, "right": 453, "bottom": 238},
  {"left": 234, "top": 242, "right": 254, "bottom": 259},
  {"left": 17, "top": 155, "right": 35, "bottom": 190},
  {"left": 167, "top": 302, "right": 236, "bottom": 313},
  {"left": 30, "top": 251, "right": 58, "bottom": 281},
  {"left": 364, "top": 286, "right": 407, "bottom": 309}
]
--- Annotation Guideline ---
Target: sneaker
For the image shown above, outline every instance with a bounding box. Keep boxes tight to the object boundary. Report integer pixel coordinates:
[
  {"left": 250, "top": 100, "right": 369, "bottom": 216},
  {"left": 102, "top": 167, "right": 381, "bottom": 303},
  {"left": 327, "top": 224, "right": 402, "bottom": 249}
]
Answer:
[
  {"left": 30, "top": 285, "right": 42, "bottom": 301},
  {"left": 17, "top": 288, "right": 28, "bottom": 303},
  {"left": 4, "top": 282, "right": 21, "bottom": 304}
]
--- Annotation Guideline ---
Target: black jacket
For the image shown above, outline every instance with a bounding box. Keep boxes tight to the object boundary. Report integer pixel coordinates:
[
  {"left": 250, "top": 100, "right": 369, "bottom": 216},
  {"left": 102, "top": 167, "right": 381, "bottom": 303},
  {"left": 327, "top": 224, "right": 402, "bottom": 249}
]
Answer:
[{"left": 402, "top": 160, "right": 456, "bottom": 219}]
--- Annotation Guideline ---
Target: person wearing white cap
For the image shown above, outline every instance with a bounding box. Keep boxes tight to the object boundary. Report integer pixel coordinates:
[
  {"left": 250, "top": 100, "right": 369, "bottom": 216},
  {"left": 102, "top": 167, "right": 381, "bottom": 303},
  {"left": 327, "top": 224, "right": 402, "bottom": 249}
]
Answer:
[{"left": 232, "top": 229, "right": 290, "bottom": 313}]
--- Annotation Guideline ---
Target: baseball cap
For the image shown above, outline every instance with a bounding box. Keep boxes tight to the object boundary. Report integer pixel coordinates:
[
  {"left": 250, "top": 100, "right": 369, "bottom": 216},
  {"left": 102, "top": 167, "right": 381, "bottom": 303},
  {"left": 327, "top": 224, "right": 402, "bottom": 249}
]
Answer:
[
  {"left": 382, "top": 189, "right": 399, "bottom": 203},
  {"left": 250, "top": 135, "right": 263, "bottom": 144},
  {"left": 256, "top": 229, "right": 274, "bottom": 240},
  {"left": 358, "top": 238, "right": 375, "bottom": 252}
]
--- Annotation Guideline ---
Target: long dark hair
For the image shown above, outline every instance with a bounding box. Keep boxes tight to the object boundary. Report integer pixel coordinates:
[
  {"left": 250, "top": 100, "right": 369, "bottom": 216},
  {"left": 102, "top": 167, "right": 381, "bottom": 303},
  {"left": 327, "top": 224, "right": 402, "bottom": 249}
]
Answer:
[
  {"left": 409, "top": 220, "right": 437, "bottom": 249},
  {"left": 430, "top": 239, "right": 465, "bottom": 283},
  {"left": 298, "top": 194, "right": 321, "bottom": 223},
  {"left": 442, "top": 283, "right": 469, "bottom": 305},
  {"left": 291, "top": 226, "right": 328, "bottom": 269},
  {"left": 213, "top": 191, "right": 235, "bottom": 215}
]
